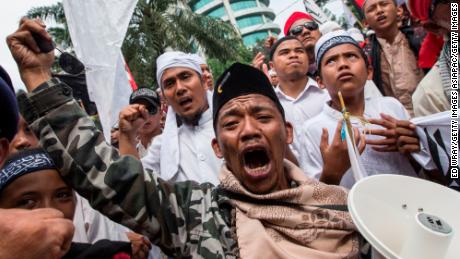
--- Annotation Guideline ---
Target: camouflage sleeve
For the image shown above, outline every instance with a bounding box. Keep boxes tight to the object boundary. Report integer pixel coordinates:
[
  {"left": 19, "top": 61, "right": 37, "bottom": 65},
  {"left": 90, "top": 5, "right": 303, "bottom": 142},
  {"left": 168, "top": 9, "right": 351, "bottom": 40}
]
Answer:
[{"left": 17, "top": 79, "right": 217, "bottom": 255}]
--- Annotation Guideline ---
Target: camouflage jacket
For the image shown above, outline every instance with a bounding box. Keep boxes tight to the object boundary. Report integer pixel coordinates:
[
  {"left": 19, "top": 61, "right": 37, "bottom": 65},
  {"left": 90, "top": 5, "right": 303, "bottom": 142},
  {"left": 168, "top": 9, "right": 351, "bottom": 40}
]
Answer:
[{"left": 18, "top": 79, "right": 238, "bottom": 258}]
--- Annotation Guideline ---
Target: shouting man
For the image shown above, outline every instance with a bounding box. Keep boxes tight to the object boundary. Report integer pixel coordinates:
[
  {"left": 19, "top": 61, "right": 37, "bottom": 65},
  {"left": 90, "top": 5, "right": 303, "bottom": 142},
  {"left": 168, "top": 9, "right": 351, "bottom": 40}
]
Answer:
[{"left": 9, "top": 19, "right": 361, "bottom": 258}]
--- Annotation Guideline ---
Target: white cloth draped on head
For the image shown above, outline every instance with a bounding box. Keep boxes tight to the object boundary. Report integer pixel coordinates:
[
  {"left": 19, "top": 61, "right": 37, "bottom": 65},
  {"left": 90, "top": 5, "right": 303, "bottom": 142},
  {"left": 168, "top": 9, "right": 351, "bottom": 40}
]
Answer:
[
  {"left": 190, "top": 53, "right": 207, "bottom": 66},
  {"left": 155, "top": 51, "right": 211, "bottom": 180},
  {"left": 156, "top": 51, "right": 203, "bottom": 89},
  {"left": 160, "top": 91, "right": 214, "bottom": 180}
]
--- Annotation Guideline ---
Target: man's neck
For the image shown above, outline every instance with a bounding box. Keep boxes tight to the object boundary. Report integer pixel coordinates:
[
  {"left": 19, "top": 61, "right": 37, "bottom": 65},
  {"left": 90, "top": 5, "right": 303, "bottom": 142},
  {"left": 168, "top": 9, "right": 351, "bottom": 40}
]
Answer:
[
  {"left": 139, "top": 129, "right": 161, "bottom": 147},
  {"left": 274, "top": 167, "right": 291, "bottom": 192},
  {"left": 330, "top": 92, "right": 365, "bottom": 117},
  {"left": 278, "top": 76, "right": 309, "bottom": 99},
  {"left": 181, "top": 104, "right": 209, "bottom": 126},
  {"left": 307, "top": 48, "right": 315, "bottom": 64},
  {"left": 375, "top": 24, "right": 399, "bottom": 44}
]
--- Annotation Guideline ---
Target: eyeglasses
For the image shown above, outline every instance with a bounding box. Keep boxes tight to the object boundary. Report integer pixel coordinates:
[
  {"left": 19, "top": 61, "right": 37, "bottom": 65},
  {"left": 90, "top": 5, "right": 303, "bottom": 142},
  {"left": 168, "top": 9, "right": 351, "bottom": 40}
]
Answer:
[{"left": 289, "top": 22, "right": 319, "bottom": 36}]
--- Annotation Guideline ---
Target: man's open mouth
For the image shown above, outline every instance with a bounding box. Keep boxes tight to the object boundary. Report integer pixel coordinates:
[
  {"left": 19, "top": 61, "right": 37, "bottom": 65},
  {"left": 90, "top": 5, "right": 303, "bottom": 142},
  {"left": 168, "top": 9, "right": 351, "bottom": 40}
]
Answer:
[
  {"left": 242, "top": 147, "right": 271, "bottom": 178},
  {"left": 179, "top": 97, "right": 193, "bottom": 107},
  {"left": 377, "top": 15, "right": 387, "bottom": 22}
]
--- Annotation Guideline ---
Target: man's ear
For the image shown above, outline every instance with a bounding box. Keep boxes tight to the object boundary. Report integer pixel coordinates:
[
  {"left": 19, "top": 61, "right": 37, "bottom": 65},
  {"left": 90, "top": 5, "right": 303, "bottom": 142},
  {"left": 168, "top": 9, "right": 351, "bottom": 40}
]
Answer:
[
  {"left": 200, "top": 74, "right": 207, "bottom": 89},
  {"left": 396, "top": 6, "right": 404, "bottom": 18},
  {"left": 284, "top": 121, "right": 294, "bottom": 145},
  {"left": 366, "top": 65, "right": 374, "bottom": 80},
  {"left": 0, "top": 138, "right": 10, "bottom": 167},
  {"left": 316, "top": 75, "right": 326, "bottom": 89},
  {"left": 211, "top": 138, "right": 223, "bottom": 159},
  {"left": 269, "top": 61, "right": 274, "bottom": 70},
  {"left": 363, "top": 19, "right": 369, "bottom": 28}
]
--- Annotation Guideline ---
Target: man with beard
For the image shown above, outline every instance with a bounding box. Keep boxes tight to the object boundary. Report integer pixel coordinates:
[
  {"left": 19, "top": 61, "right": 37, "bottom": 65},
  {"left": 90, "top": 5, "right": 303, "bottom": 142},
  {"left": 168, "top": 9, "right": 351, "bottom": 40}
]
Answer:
[
  {"left": 130, "top": 51, "right": 222, "bottom": 185},
  {"left": 9, "top": 19, "right": 361, "bottom": 258},
  {"left": 361, "top": 0, "right": 425, "bottom": 116}
]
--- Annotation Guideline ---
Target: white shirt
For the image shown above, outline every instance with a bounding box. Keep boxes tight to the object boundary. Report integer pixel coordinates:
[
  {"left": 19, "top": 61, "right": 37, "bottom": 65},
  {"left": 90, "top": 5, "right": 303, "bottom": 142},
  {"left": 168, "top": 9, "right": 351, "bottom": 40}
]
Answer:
[
  {"left": 72, "top": 194, "right": 130, "bottom": 244},
  {"left": 275, "top": 78, "right": 330, "bottom": 158},
  {"left": 298, "top": 96, "right": 418, "bottom": 188},
  {"left": 141, "top": 108, "right": 222, "bottom": 185},
  {"left": 136, "top": 137, "right": 156, "bottom": 159},
  {"left": 73, "top": 194, "right": 163, "bottom": 258}
]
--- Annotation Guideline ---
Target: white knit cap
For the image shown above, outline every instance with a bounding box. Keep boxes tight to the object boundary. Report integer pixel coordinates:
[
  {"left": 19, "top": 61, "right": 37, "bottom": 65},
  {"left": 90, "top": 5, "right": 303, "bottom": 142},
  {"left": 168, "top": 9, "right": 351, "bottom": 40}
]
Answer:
[{"left": 156, "top": 51, "right": 202, "bottom": 88}]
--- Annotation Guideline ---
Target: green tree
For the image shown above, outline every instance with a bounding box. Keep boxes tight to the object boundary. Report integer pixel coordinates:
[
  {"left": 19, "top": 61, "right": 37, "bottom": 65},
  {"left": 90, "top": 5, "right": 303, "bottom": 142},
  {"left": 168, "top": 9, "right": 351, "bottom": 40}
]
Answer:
[
  {"left": 27, "top": 0, "right": 247, "bottom": 88},
  {"left": 208, "top": 44, "right": 253, "bottom": 79},
  {"left": 27, "top": 3, "right": 72, "bottom": 50}
]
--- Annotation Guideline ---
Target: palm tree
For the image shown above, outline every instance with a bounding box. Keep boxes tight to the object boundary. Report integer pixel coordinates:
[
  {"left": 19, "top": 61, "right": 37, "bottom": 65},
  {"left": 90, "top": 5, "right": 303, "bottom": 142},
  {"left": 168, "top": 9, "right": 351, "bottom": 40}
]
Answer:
[
  {"left": 122, "top": 0, "right": 246, "bottom": 87},
  {"left": 27, "top": 0, "right": 247, "bottom": 87},
  {"left": 27, "top": 3, "right": 72, "bottom": 50}
]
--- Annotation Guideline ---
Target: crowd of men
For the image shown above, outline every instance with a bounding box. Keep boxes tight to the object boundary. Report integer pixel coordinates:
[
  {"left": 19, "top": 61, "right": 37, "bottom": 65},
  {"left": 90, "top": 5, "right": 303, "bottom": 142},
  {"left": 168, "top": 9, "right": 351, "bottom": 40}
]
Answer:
[{"left": 0, "top": 0, "right": 454, "bottom": 258}]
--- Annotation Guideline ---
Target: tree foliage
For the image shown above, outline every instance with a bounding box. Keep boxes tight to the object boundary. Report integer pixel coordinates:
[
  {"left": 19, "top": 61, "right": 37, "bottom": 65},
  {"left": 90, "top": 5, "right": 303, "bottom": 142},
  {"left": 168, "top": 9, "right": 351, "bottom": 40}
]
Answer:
[
  {"left": 27, "top": 0, "right": 249, "bottom": 88},
  {"left": 122, "top": 0, "right": 247, "bottom": 87},
  {"left": 27, "top": 3, "right": 72, "bottom": 50}
]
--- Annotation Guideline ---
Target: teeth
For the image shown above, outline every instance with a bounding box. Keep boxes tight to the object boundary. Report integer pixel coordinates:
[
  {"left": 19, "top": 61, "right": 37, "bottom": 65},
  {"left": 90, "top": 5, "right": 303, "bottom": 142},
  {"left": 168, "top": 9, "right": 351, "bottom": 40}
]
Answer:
[{"left": 245, "top": 163, "right": 269, "bottom": 176}]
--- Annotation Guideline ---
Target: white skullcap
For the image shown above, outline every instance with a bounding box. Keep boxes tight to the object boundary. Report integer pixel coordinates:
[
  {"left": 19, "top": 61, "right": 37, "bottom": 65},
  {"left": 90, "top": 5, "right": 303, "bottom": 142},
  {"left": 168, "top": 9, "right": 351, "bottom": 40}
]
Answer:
[
  {"left": 347, "top": 28, "right": 365, "bottom": 43},
  {"left": 156, "top": 51, "right": 202, "bottom": 88},
  {"left": 319, "top": 21, "right": 342, "bottom": 35},
  {"left": 315, "top": 30, "right": 360, "bottom": 68}
]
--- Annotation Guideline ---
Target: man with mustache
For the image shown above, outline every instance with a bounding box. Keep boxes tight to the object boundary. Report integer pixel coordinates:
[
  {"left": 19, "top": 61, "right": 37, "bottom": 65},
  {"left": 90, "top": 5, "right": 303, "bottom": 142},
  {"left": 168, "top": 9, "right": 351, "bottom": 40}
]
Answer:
[
  {"left": 131, "top": 51, "right": 222, "bottom": 185},
  {"left": 8, "top": 19, "right": 361, "bottom": 258}
]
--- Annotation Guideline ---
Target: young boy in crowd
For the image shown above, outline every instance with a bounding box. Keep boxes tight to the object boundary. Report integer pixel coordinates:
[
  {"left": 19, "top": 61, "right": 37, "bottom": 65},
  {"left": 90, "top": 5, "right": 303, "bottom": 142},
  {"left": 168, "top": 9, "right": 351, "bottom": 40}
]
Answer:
[
  {"left": 362, "top": 0, "right": 425, "bottom": 116},
  {"left": 299, "top": 30, "right": 421, "bottom": 188},
  {"left": 0, "top": 148, "right": 151, "bottom": 259}
]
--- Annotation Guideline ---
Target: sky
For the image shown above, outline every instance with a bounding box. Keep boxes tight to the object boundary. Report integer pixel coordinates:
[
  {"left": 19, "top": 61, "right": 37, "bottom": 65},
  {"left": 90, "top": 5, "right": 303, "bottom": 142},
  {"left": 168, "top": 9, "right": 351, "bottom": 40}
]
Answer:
[{"left": 0, "top": 0, "right": 310, "bottom": 90}]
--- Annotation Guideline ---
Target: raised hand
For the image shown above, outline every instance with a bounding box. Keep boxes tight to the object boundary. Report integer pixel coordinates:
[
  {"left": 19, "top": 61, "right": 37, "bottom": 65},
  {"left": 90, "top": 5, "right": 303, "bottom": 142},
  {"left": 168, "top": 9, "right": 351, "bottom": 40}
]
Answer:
[
  {"left": 118, "top": 104, "right": 149, "bottom": 157},
  {"left": 320, "top": 121, "right": 365, "bottom": 185},
  {"left": 119, "top": 104, "right": 149, "bottom": 138},
  {"left": 263, "top": 35, "right": 277, "bottom": 50},
  {"left": 6, "top": 18, "right": 54, "bottom": 91}
]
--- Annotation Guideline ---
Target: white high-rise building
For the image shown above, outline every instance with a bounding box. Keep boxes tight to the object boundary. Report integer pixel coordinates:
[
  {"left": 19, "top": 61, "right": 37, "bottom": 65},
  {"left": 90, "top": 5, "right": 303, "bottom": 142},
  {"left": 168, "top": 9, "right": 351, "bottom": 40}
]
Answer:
[{"left": 188, "top": 0, "right": 280, "bottom": 47}]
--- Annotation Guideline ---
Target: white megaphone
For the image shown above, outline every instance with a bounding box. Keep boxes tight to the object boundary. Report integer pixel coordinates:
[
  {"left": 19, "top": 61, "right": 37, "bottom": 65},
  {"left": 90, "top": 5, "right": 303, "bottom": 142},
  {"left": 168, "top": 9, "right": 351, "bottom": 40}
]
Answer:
[{"left": 348, "top": 175, "right": 460, "bottom": 259}]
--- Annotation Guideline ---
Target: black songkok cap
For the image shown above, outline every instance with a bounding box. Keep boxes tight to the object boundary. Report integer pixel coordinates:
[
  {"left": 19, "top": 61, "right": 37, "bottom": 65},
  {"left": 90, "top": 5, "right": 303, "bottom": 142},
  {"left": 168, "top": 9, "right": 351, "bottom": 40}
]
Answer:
[
  {"left": 0, "top": 65, "right": 18, "bottom": 141},
  {"left": 212, "top": 62, "right": 285, "bottom": 130}
]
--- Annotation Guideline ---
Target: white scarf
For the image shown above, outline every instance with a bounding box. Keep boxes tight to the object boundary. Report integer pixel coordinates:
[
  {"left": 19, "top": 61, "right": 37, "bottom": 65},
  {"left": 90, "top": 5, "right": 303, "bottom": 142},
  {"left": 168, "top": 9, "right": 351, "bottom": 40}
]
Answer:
[{"left": 159, "top": 91, "right": 213, "bottom": 180}]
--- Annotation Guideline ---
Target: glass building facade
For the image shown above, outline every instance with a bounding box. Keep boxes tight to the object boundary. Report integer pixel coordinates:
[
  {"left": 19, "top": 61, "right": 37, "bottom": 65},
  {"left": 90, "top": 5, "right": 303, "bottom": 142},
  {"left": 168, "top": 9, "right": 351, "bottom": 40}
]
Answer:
[{"left": 189, "top": 0, "right": 280, "bottom": 47}]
